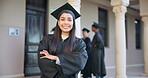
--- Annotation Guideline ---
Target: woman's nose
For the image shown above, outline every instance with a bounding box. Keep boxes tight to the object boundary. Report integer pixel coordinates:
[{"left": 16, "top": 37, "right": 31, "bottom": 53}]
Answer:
[{"left": 64, "top": 20, "right": 69, "bottom": 24}]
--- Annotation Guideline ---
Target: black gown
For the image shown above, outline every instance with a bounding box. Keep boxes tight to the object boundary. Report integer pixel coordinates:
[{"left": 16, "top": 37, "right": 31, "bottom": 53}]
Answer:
[
  {"left": 81, "top": 37, "right": 92, "bottom": 77},
  {"left": 38, "top": 34, "right": 88, "bottom": 78},
  {"left": 91, "top": 32, "right": 106, "bottom": 76}
]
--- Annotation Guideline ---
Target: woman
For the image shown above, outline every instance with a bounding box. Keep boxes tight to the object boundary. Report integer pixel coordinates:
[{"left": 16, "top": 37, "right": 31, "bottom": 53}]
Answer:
[
  {"left": 81, "top": 28, "right": 92, "bottom": 78},
  {"left": 38, "top": 3, "right": 88, "bottom": 78}
]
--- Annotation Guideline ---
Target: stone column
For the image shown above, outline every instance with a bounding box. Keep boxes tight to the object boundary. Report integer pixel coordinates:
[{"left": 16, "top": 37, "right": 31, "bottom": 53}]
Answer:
[
  {"left": 140, "top": 0, "right": 148, "bottom": 77},
  {"left": 141, "top": 16, "right": 148, "bottom": 77},
  {"left": 67, "top": 0, "right": 81, "bottom": 38},
  {"left": 111, "top": 0, "right": 129, "bottom": 78}
]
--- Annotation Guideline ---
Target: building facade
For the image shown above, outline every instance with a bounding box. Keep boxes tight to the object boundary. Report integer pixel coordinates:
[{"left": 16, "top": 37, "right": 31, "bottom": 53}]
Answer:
[{"left": 0, "top": 0, "right": 148, "bottom": 78}]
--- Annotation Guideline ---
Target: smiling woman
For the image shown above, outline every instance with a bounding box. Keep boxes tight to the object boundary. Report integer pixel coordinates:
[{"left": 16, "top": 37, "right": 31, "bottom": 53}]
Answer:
[
  {"left": 38, "top": 3, "right": 88, "bottom": 78},
  {"left": 58, "top": 13, "right": 73, "bottom": 35}
]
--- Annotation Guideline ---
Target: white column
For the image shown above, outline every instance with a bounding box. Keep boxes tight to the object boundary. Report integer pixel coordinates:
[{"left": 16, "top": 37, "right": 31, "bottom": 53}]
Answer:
[
  {"left": 67, "top": 0, "right": 82, "bottom": 78},
  {"left": 140, "top": 0, "right": 148, "bottom": 77},
  {"left": 141, "top": 16, "right": 148, "bottom": 77},
  {"left": 111, "top": 0, "right": 129, "bottom": 78},
  {"left": 67, "top": 0, "right": 81, "bottom": 38}
]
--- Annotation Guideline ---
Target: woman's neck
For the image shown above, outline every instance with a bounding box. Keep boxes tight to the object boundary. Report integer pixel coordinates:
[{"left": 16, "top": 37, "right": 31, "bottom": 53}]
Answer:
[
  {"left": 61, "top": 32, "right": 69, "bottom": 40},
  {"left": 61, "top": 32, "right": 69, "bottom": 36},
  {"left": 83, "top": 36, "right": 86, "bottom": 39}
]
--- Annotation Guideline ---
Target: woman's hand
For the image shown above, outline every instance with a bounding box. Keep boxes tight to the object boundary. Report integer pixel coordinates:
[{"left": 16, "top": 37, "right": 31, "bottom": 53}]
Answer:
[{"left": 40, "top": 50, "right": 58, "bottom": 60}]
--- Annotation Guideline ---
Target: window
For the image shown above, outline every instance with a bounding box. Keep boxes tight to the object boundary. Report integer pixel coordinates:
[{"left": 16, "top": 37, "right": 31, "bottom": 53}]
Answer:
[
  {"left": 135, "top": 19, "right": 141, "bottom": 49},
  {"left": 99, "top": 8, "right": 108, "bottom": 47}
]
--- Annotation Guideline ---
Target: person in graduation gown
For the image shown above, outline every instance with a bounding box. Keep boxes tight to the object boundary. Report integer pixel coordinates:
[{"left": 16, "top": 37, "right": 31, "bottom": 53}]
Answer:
[
  {"left": 91, "top": 22, "right": 106, "bottom": 78},
  {"left": 81, "top": 28, "right": 92, "bottom": 78},
  {"left": 38, "top": 3, "right": 88, "bottom": 78}
]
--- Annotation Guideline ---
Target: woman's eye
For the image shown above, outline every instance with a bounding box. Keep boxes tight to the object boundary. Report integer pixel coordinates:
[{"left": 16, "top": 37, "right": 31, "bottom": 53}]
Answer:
[
  {"left": 68, "top": 18, "right": 72, "bottom": 21},
  {"left": 60, "top": 19, "right": 65, "bottom": 21},
  {"left": 68, "top": 19, "right": 72, "bottom": 21}
]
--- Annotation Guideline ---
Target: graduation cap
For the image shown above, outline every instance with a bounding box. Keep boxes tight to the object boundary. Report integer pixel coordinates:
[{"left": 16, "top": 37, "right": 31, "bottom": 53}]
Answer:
[
  {"left": 51, "top": 3, "right": 81, "bottom": 19},
  {"left": 92, "top": 22, "right": 100, "bottom": 29},
  {"left": 82, "top": 28, "right": 90, "bottom": 33}
]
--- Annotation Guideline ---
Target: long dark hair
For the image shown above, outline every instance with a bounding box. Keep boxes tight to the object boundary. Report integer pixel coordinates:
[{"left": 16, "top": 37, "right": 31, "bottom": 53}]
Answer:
[{"left": 49, "top": 10, "right": 76, "bottom": 53}]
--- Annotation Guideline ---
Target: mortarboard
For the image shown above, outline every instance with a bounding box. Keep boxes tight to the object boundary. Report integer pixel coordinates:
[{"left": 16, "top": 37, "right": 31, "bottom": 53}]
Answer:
[
  {"left": 82, "top": 28, "right": 90, "bottom": 33},
  {"left": 92, "top": 22, "right": 100, "bottom": 29},
  {"left": 51, "top": 3, "right": 81, "bottom": 19}
]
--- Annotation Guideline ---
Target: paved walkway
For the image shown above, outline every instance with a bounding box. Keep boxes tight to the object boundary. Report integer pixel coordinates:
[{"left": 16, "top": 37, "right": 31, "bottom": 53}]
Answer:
[
  {"left": 104, "top": 66, "right": 148, "bottom": 78},
  {"left": 24, "top": 66, "right": 148, "bottom": 78}
]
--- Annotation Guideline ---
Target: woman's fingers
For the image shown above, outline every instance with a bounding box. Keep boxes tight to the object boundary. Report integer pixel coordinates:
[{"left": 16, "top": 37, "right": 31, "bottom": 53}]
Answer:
[
  {"left": 40, "top": 51, "right": 45, "bottom": 54},
  {"left": 43, "top": 50, "right": 48, "bottom": 53},
  {"left": 40, "top": 50, "right": 57, "bottom": 60},
  {"left": 40, "top": 50, "right": 48, "bottom": 55},
  {"left": 40, "top": 56, "right": 46, "bottom": 59},
  {"left": 40, "top": 50, "right": 51, "bottom": 58}
]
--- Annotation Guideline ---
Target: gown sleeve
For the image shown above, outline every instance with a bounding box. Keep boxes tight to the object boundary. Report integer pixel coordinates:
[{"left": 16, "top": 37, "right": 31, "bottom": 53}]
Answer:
[
  {"left": 85, "top": 37, "right": 91, "bottom": 48},
  {"left": 38, "top": 35, "right": 49, "bottom": 52},
  {"left": 38, "top": 35, "right": 59, "bottom": 78},
  {"left": 95, "top": 33, "right": 104, "bottom": 49},
  {"left": 58, "top": 38, "right": 88, "bottom": 75}
]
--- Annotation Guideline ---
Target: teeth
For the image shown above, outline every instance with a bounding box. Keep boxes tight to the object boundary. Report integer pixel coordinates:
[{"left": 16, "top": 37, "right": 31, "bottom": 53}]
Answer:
[{"left": 63, "top": 26, "right": 69, "bottom": 28}]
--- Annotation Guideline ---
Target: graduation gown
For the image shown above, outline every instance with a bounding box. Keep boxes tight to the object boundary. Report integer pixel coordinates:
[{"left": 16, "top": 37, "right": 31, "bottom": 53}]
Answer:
[
  {"left": 38, "top": 34, "right": 88, "bottom": 78},
  {"left": 81, "top": 37, "right": 92, "bottom": 77},
  {"left": 91, "top": 32, "right": 106, "bottom": 76}
]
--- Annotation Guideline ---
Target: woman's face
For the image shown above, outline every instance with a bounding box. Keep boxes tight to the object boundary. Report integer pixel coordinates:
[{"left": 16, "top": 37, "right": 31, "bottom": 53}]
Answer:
[
  {"left": 58, "top": 13, "right": 73, "bottom": 35},
  {"left": 82, "top": 31, "right": 88, "bottom": 38}
]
